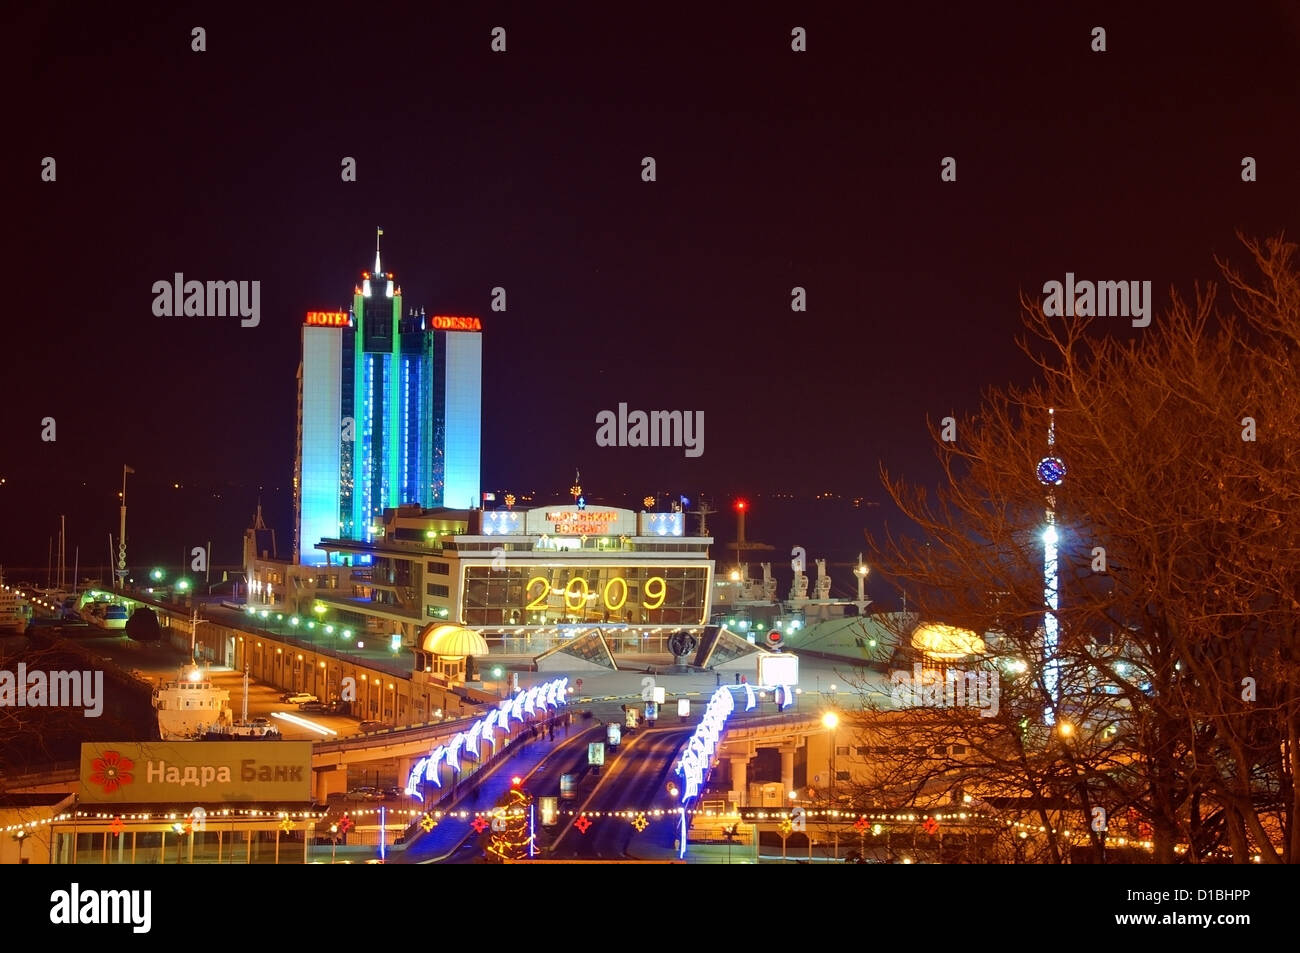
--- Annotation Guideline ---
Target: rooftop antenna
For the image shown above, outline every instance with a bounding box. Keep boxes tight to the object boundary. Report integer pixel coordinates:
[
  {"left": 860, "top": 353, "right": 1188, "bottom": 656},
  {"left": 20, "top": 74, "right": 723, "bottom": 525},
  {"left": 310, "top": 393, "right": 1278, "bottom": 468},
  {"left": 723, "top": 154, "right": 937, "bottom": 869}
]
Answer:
[
  {"left": 375, "top": 226, "right": 383, "bottom": 274},
  {"left": 688, "top": 499, "right": 716, "bottom": 536}
]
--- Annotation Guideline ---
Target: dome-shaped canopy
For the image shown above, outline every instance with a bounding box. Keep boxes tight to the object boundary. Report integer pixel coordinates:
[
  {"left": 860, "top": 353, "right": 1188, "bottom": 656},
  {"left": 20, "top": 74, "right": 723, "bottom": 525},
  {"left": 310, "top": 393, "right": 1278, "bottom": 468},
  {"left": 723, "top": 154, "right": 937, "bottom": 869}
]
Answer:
[
  {"left": 911, "top": 623, "right": 985, "bottom": 660},
  {"left": 419, "top": 623, "right": 489, "bottom": 658}
]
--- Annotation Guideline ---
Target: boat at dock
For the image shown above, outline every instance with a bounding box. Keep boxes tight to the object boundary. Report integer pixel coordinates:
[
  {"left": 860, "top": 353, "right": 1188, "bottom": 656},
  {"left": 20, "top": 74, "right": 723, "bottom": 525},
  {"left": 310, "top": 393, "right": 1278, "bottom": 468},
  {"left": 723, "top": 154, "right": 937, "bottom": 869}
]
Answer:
[{"left": 152, "top": 665, "right": 233, "bottom": 740}]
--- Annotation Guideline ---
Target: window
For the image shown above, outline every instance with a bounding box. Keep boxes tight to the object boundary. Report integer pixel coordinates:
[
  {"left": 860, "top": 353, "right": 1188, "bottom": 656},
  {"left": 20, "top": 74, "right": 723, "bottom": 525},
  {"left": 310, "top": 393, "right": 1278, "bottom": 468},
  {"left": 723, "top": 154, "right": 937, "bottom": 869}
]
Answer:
[
  {"left": 951, "top": 745, "right": 967, "bottom": 755},
  {"left": 835, "top": 746, "right": 850, "bottom": 756},
  {"left": 835, "top": 771, "right": 851, "bottom": 781},
  {"left": 426, "top": 583, "right": 449, "bottom": 597},
  {"left": 426, "top": 561, "right": 449, "bottom": 575},
  {"left": 855, "top": 745, "right": 869, "bottom": 756}
]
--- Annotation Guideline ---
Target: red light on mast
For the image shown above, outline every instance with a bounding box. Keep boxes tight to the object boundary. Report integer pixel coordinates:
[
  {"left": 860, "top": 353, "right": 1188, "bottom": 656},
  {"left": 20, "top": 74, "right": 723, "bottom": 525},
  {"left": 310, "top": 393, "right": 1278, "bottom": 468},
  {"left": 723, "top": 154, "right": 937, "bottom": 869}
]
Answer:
[{"left": 734, "top": 499, "right": 748, "bottom": 512}]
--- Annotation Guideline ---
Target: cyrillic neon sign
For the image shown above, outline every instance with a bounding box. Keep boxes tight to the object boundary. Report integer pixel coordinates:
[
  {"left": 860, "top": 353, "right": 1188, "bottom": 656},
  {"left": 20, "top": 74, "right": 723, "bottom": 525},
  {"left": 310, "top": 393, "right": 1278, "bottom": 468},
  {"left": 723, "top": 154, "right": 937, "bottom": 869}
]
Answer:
[
  {"left": 305, "top": 311, "right": 349, "bottom": 327},
  {"left": 430, "top": 315, "right": 482, "bottom": 331}
]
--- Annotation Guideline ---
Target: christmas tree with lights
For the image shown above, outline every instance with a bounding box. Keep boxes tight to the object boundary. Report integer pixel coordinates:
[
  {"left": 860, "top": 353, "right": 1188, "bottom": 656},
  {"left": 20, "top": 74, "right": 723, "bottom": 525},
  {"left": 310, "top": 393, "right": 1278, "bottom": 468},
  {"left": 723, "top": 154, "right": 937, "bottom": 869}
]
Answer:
[{"left": 485, "top": 779, "right": 534, "bottom": 863}]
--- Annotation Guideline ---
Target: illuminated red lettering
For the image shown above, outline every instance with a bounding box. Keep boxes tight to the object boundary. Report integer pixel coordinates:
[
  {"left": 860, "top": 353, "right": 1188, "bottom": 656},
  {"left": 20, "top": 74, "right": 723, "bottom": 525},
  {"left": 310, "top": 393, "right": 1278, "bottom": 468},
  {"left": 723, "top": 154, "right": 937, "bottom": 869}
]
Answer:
[
  {"left": 430, "top": 315, "right": 483, "bottom": 332},
  {"left": 304, "top": 311, "right": 349, "bottom": 327}
]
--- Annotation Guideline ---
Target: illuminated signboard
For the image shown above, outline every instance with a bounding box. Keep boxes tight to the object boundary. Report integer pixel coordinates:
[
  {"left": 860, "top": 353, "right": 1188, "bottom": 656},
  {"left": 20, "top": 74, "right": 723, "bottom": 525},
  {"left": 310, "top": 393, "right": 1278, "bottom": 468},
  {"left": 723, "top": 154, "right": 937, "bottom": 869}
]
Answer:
[
  {"left": 79, "top": 741, "right": 313, "bottom": 803},
  {"left": 430, "top": 315, "right": 482, "bottom": 331},
  {"left": 481, "top": 511, "right": 523, "bottom": 535},
  {"left": 305, "top": 311, "right": 349, "bottom": 327},
  {"left": 758, "top": 653, "right": 799, "bottom": 688},
  {"left": 545, "top": 510, "right": 618, "bottom": 535},
  {"left": 642, "top": 512, "right": 685, "bottom": 537},
  {"left": 460, "top": 563, "right": 711, "bottom": 626}
]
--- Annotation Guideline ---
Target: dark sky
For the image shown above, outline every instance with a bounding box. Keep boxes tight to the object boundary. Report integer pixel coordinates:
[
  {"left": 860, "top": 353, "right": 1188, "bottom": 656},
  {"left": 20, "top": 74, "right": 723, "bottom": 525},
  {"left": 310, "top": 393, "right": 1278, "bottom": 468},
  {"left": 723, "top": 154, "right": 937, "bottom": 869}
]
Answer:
[{"left": 6, "top": 2, "right": 1300, "bottom": 586}]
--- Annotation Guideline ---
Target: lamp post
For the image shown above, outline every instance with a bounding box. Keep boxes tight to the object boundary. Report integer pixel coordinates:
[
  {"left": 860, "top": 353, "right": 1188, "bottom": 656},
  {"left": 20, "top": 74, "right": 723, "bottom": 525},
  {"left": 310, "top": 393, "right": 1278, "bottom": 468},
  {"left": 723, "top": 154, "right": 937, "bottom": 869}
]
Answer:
[
  {"left": 117, "top": 465, "right": 133, "bottom": 591},
  {"left": 1037, "top": 408, "right": 1067, "bottom": 725},
  {"left": 822, "top": 711, "right": 839, "bottom": 800},
  {"left": 330, "top": 823, "right": 339, "bottom": 864},
  {"left": 189, "top": 611, "right": 210, "bottom": 664},
  {"left": 13, "top": 829, "right": 27, "bottom": 864}
]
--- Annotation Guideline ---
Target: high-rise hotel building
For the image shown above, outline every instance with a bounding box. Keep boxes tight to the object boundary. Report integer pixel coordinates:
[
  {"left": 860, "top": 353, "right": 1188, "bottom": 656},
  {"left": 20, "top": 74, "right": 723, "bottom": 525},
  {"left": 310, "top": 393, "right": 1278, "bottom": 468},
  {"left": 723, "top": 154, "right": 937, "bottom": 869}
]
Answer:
[{"left": 294, "top": 232, "right": 482, "bottom": 565}]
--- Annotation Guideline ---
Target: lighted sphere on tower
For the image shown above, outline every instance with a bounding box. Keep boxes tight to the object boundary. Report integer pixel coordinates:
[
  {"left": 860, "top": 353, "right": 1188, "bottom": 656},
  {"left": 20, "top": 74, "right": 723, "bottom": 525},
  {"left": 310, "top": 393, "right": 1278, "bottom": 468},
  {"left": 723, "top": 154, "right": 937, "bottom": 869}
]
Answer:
[{"left": 1036, "top": 456, "right": 1066, "bottom": 486}]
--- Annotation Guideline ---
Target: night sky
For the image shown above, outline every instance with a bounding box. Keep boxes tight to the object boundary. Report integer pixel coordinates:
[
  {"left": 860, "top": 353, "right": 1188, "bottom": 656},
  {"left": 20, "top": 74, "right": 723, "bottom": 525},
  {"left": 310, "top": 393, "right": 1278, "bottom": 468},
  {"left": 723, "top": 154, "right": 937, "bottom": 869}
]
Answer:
[{"left": 7, "top": 2, "right": 1300, "bottom": 593}]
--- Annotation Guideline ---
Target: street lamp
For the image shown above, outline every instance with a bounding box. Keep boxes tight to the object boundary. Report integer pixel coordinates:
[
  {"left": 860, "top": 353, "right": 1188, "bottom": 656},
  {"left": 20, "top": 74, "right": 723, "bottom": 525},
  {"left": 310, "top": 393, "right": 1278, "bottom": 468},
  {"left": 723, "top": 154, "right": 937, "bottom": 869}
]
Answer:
[
  {"left": 822, "top": 711, "right": 840, "bottom": 800},
  {"left": 330, "top": 823, "right": 339, "bottom": 864},
  {"left": 13, "top": 829, "right": 27, "bottom": 864}
]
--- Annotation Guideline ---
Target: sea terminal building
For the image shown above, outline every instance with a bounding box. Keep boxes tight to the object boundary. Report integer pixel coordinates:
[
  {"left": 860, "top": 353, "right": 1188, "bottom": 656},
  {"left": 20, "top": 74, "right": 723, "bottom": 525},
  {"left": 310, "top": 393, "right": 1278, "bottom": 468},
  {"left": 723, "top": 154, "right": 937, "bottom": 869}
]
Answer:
[{"left": 298, "top": 503, "right": 714, "bottom": 655}]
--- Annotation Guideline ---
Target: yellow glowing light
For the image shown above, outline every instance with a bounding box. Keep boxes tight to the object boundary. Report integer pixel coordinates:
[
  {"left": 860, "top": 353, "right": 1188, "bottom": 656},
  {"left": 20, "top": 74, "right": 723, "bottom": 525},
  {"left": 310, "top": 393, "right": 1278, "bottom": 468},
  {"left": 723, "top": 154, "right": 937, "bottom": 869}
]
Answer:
[{"left": 911, "top": 623, "right": 985, "bottom": 659}]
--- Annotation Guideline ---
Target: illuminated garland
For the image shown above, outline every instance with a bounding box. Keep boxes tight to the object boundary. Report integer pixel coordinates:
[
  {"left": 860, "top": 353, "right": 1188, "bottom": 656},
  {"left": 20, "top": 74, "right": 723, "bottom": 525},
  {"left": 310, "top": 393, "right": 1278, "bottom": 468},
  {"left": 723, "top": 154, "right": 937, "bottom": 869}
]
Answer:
[{"left": 7, "top": 807, "right": 1264, "bottom": 861}]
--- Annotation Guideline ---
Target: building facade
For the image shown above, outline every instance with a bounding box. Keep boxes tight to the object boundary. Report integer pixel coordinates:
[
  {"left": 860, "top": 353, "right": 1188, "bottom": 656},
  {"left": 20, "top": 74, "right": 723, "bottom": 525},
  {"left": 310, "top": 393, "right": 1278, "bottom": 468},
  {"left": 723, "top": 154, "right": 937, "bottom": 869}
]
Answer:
[
  {"left": 311, "top": 503, "right": 714, "bottom": 653},
  {"left": 294, "top": 234, "right": 482, "bottom": 565}
]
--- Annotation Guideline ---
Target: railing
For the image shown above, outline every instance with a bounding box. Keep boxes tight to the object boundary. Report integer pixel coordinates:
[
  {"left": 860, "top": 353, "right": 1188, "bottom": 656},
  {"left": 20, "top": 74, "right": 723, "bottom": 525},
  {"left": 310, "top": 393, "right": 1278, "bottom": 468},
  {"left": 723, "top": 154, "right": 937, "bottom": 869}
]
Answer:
[
  {"left": 313, "top": 712, "right": 484, "bottom": 754},
  {"left": 395, "top": 710, "right": 571, "bottom": 844},
  {"left": 0, "top": 761, "right": 80, "bottom": 788}
]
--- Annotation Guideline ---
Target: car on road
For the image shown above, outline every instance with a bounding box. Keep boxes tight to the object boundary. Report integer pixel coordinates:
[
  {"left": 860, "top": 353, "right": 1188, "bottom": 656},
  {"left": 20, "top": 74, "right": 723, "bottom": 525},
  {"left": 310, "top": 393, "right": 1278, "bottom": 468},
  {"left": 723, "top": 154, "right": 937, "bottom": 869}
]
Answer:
[
  {"left": 298, "top": 701, "right": 328, "bottom": 713},
  {"left": 358, "top": 720, "right": 385, "bottom": 733},
  {"left": 281, "top": 692, "right": 318, "bottom": 705},
  {"left": 345, "top": 787, "right": 382, "bottom": 801}
]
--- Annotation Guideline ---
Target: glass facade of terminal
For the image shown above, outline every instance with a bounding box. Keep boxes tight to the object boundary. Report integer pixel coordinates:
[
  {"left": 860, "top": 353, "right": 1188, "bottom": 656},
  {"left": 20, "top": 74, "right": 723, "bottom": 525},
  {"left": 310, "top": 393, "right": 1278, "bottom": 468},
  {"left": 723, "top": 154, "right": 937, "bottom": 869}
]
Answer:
[{"left": 460, "top": 563, "right": 710, "bottom": 627}]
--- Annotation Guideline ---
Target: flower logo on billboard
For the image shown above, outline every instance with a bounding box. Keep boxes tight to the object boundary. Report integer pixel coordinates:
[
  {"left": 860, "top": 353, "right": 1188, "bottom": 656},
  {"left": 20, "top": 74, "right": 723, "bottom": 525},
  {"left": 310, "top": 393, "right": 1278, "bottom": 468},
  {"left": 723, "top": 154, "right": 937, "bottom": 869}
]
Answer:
[{"left": 90, "top": 750, "right": 135, "bottom": 794}]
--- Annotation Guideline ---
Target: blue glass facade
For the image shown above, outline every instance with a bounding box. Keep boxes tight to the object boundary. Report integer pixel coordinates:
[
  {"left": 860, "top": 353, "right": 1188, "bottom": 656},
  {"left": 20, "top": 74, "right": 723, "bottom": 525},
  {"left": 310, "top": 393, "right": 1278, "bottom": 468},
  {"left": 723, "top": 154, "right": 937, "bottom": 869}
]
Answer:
[{"left": 295, "top": 256, "right": 482, "bottom": 565}]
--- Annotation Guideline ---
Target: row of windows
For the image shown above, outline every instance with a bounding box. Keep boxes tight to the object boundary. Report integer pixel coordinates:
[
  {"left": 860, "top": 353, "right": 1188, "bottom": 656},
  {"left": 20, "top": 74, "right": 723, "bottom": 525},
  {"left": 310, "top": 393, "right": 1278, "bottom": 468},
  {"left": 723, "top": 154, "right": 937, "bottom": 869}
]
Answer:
[
  {"left": 851, "top": 744, "right": 968, "bottom": 757},
  {"left": 426, "top": 561, "right": 450, "bottom": 575},
  {"left": 426, "top": 583, "right": 449, "bottom": 598}
]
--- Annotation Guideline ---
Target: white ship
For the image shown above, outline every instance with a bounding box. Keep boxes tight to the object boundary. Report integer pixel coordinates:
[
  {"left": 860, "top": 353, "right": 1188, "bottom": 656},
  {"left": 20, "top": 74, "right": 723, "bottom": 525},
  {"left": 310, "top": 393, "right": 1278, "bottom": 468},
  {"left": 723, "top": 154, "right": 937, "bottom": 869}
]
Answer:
[
  {"left": 152, "top": 665, "right": 233, "bottom": 740},
  {"left": 200, "top": 668, "right": 281, "bottom": 740},
  {"left": 0, "top": 587, "right": 31, "bottom": 634}
]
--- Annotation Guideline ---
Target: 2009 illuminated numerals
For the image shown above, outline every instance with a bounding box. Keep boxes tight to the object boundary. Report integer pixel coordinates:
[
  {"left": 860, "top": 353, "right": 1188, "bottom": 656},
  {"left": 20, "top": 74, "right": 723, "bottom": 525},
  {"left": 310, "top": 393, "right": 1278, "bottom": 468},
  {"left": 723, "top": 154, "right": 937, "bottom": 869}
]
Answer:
[
  {"left": 523, "top": 574, "right": 666, "bottom": 613},
  {"left": 525, "top": 577, "right": 549, "bottom": 611},
  {"left": 564, "top": 577, "right": 590, "bottom": 611},
  {"left": 643, "top": 576, "right": 666, "bottom": 610},
  {"left": 603, "top": 577, "right": 628, "bottom": 611}
]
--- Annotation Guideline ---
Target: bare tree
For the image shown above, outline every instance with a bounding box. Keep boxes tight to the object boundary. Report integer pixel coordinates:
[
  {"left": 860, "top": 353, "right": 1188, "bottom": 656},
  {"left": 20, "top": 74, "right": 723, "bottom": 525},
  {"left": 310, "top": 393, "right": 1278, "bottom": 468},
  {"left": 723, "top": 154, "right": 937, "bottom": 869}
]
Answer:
[{"left": 852, "top": 234, "right": 1300, "bottom": 863}]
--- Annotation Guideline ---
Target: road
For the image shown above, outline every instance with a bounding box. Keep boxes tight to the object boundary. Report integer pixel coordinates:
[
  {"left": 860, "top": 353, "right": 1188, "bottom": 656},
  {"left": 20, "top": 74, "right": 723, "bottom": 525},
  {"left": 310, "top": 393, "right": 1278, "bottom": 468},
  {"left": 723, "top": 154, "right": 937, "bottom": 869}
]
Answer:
[{"left": 550, "top": 727, "right": 689, "bottom": 860}]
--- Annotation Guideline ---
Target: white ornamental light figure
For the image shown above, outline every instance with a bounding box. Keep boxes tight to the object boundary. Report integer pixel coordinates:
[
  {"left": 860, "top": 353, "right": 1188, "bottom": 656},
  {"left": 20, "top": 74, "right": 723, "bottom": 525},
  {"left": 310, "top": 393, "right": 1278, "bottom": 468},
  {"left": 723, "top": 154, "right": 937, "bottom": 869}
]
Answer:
[
  {"left": 426, "top": 747, "right": 445, "bottom": 787},
  {"left": 680, "top": 751, "right": 701, "bottom": 800},
  {"left": 446, "top": 734, "right": 464, "bottom": 773},
  {"left": 511, "top": 693, "right": 525, "bottom": 723},
  {"left": 523, "top": 686, "right": 537, "bottom": 716},
  {"left": 465, "top": 720, "right": 483, "bottom": 760},
  {"left": 406, "top": 756, "right": 430, "bottom": 799},
  {"left": 498, "top": 697, "right": 513, "bottom": 721},
  {"left": 557, "top": 677, "right": 569, "bottom": 703},
  {"left": 544, "top": 681, "right": 557, "bottom": 708},
  {"left": 481, "top": 711, "right": 498, "bottom": 751}
]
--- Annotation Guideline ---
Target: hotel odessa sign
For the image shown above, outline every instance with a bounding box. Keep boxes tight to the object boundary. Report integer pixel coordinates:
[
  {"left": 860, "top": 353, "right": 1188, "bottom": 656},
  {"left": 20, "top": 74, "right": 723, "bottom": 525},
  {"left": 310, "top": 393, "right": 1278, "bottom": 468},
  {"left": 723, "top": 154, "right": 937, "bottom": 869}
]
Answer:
[{"left": 79, "top": 742, "right": 313, "bottom": 803}]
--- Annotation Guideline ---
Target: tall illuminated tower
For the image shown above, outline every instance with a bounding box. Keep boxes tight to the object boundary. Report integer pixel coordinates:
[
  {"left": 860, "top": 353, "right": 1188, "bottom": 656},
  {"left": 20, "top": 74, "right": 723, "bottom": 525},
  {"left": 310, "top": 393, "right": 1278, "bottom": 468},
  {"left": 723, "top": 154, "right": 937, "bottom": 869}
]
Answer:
[
  {"left": 1036, "top": 408, "right": 1066, "bottom": 724},
  {"left": 294, "top": 230, "right": 482, "bottom": 565}
]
